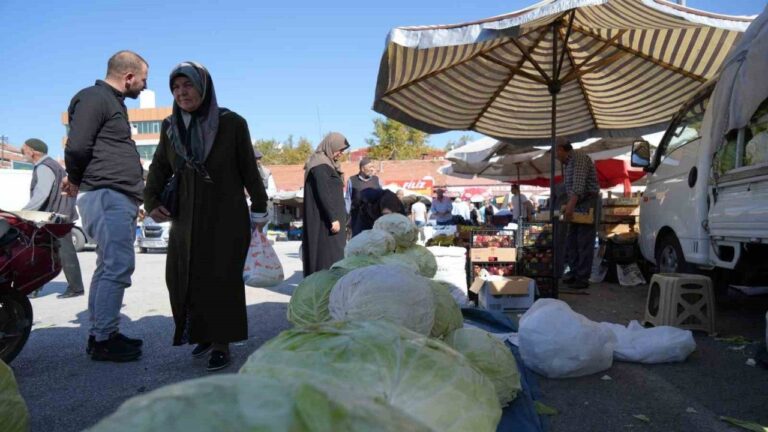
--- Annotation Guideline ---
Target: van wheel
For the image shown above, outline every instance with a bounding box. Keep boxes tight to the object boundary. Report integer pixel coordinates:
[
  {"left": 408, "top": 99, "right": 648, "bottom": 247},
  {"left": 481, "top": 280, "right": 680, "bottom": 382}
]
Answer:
[
  {"left": 71, "top": 228, "right": 86, "bottom": 252},
  {"left": 655, "top": 233, "right": 692, "bottom": 274}
]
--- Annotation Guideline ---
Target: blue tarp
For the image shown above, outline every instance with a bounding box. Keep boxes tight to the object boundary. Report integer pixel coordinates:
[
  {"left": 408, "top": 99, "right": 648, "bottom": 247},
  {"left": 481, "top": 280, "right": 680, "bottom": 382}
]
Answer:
[{"left": 461, "top": 308, "right": 547, "bottom": 432}]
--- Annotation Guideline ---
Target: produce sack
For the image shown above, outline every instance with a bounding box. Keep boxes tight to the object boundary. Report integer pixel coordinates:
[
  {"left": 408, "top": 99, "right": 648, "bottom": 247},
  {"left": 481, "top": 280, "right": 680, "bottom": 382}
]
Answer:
[
  {"left": 87, "top": 375, "right": 430, "bottom": 432},
  {"left": 243, "top": 229, "right": 284, "bottom": 287},
  {"left": 519, "top": 299, "right": 617, "bottom": 378},
  {"left": 240, "top": 320, "right": 502, "bottom": 432},
  {"left": 600, "top": 320, "right": 696, "bottom": 363},
  {"left": 329, "top": 264, "right": 434, "bottom": 335}
]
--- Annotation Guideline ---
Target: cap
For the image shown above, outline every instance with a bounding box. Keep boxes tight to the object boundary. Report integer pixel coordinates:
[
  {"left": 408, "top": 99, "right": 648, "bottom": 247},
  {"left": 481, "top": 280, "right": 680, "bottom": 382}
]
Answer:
[{"left": 24, "top": 138, "right": 48, "bottom": 154}]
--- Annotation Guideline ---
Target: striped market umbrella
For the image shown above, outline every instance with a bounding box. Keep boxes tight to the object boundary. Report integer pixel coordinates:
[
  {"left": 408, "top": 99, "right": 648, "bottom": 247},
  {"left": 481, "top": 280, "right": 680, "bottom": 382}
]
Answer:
[{"left": 374, "top": 0, "right": 752, "bottom": 292}]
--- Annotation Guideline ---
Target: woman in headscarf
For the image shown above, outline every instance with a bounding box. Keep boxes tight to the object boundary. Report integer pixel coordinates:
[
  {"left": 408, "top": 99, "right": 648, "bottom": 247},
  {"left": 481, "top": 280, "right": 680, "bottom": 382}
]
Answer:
[
  {"left": 355, "top": 188, "right": 406, "bottom": 232},
  {"left": 144, "top": 62, "right": 268, "bottom": 372},
  {"left": 302, "top": 133, "right": 349, "bottom": 276}
]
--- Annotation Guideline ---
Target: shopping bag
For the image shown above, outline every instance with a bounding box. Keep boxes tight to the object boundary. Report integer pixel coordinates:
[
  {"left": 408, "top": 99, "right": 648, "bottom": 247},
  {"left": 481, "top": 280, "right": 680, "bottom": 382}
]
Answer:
[{"left": 243, "top": 229, "right": 284, "bottom": 287}]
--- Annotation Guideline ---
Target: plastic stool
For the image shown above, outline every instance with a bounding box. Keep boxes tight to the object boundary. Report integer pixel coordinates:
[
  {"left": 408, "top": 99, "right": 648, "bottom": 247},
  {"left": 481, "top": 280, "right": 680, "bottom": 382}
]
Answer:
[{"left": 644, "top": 273, "right": 715, "bottom": 334}]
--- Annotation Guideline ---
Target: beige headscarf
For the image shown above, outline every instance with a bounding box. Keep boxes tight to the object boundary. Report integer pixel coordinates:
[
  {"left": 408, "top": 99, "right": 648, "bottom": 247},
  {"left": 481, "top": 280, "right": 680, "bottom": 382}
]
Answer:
[{"left": 303, "top": 132, "right": 350, "bottom": 181}]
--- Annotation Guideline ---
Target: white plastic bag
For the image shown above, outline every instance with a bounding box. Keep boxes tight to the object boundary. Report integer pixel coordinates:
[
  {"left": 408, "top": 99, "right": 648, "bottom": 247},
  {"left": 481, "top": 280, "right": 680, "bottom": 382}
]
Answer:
[
  {"left": 518, "top": 299, "right": 617, "bottom": 378},
  {"left": 243, "top": 229, "right": 284, "bottom": 287},
  {"left": 600, "top": 321, "right": 696, "bottom": 364}
]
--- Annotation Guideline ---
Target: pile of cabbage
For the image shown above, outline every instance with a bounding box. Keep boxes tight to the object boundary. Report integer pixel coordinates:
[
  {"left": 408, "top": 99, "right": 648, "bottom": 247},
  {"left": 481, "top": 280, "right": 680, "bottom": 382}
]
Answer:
[{"left": 90, "top": 213, "right": 521, "bottom": 432}]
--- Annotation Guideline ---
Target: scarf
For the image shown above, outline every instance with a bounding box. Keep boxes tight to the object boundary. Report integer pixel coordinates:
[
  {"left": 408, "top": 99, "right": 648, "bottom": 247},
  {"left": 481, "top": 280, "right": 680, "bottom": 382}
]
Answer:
[
  {"left": 166, "top": 61, "right": 220, "bottom": 176},
  {"left": 303, "top": 132, "right": 350, "bottom": 181}
]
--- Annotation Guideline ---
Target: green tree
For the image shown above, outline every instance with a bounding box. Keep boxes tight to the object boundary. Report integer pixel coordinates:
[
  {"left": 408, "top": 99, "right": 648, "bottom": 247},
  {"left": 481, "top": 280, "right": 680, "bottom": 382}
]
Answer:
[
  {"left": 253, "top": 139, "right": 282, "bottom": 164},
  {"left": 444, "top": 134, "right": 473, "bottom": 151},
  {"left": 253, "top": 136, "right": 314, "bottom": 165},
  {"left": 365, "top": 117, "right": 432, "bottom": 160}
]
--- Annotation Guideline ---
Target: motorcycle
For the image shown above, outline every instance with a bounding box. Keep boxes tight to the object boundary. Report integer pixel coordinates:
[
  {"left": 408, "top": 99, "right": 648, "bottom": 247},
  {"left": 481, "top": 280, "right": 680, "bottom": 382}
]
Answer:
[{"left": 0, "top": 210, "right": 72, "bottom": 363}]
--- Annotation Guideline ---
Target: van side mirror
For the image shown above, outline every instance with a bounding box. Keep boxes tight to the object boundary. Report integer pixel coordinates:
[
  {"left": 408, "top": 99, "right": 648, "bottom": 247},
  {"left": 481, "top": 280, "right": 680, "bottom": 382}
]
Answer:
[{"left": 631, "top": 140, "right": 651, "bottom": 168}]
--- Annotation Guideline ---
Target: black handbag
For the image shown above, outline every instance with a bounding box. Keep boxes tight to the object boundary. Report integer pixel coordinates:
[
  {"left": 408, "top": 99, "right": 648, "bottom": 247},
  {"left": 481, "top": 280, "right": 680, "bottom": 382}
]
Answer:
[{"left": 160, "top": 154, "right": 185, "bottom": 219}]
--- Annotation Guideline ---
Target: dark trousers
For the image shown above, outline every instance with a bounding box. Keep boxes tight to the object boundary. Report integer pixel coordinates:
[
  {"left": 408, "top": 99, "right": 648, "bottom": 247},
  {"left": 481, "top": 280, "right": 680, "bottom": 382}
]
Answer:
[{"left": 565, "top": 222, "right": 596, "bottom": 281}]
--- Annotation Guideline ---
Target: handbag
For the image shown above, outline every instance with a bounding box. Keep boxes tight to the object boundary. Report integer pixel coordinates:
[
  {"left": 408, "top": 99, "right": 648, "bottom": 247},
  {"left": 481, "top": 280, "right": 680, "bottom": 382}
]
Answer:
[{"left": 160, "top": 154, "right": 185, "bottom": 219}]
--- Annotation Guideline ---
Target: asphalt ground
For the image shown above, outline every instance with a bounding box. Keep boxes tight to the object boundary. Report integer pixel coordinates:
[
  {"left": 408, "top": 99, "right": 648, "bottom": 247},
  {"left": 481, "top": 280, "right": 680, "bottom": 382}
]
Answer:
[{"left": 10, "top": 241, "right": 768, "bottom": 431}]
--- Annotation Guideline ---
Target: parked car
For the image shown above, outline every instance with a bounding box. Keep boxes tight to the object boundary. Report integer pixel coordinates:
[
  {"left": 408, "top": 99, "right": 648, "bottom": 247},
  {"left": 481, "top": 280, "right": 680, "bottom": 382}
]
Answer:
[
  {"left": 631, "top": 9, "right": 768, "bottom": 294},
  {"left": 137, "top": 216, "right": 170, "bottom": 253}
]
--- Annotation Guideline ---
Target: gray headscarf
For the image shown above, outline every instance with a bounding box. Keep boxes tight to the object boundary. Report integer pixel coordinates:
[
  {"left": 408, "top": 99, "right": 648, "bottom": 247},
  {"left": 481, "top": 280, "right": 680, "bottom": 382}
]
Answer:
[
  {"left": 166, "top": 61, "right": 220, "bottom": 174},
  {"left": 303, "top": 132, "right": 350, "bottom": 181}
]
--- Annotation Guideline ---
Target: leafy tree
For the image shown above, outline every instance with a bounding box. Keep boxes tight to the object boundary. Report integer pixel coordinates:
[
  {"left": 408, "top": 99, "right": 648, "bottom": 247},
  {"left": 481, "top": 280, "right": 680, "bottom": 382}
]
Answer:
[
  {"left": 444, "top": 135, "right": 473, "bottom": 151},
  {"left": 365, "top": 117, "right": 432, "bottom": 160},
  {"left": 253, "top": 136, "right": 314, "bottom": 165}
]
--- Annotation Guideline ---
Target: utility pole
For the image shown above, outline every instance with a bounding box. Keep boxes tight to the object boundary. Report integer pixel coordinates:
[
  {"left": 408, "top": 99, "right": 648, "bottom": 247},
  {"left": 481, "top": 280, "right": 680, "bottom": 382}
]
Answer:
[{"left": 0, "top": 135, "right": 7, "bottom": 168}]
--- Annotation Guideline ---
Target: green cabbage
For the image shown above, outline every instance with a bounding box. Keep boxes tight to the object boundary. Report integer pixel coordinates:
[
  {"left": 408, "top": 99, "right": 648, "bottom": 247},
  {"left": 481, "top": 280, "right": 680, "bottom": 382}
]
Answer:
[
  {"left": 87, "top": 375, "right": 430, "bottom": 432},
  {"left": 395, "top": 244, "right": 438, "bottom": 277},
  {"left": 330, "top": 255, "right": 382, "bottom": 271},
  {"left": 287, "top": 268, "right": 349, "bottom": 326},
  {"left": 378, "top": 253, "right": 422, "bottom": 273},
  {"left": 0, "top": 360, "right": 28, "bottom": 432},
  {"left": 345, "top": 229, "right": 397, "bottom": 257},
  {"left": 444, "top": 327, "right": 522, "bottom": 406},
  {"left": 429, "top": 281, "right": 464, "bottom": 338},
  {"left": 240, "top": 320, "right": 502, "bottom": 432},
  {"left": 373, "top": 213, "right": 417, "bottom": 248},
  {"left": 329, "top": 264, "right": 434, "bottom": 335}
]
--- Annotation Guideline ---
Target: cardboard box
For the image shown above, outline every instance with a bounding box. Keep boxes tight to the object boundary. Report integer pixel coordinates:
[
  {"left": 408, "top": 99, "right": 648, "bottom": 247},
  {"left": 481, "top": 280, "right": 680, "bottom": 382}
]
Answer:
[
  {"left": 560, "top": 207, "right": 594, "bottom": 224},
  {"left": 599, "top": 223, "right": 635, "bottom": 238},
  {"left": 603, "top": 197, "right": 641, "bottom": 206},
  {"left": 469, "top": 276, "right": 536, "bottom": 311},
  {"left": 470, "top": 247, "right": 517, "bottom": 262},
  {"left": 602, "top": 206, "right": 639, "bottom": 216}
]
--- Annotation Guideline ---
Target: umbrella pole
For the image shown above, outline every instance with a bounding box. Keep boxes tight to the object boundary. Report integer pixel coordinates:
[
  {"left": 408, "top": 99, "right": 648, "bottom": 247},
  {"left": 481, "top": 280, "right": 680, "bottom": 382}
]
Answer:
[{"left": 549, "top": 20, "right": 562, "bottom": 298}]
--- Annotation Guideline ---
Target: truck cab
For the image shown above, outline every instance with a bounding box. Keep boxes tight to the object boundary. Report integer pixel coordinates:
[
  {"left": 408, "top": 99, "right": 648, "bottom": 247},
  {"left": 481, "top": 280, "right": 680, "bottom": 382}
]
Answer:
[{"left": 632, "top": 75, "right": 768, "bottom": 291}]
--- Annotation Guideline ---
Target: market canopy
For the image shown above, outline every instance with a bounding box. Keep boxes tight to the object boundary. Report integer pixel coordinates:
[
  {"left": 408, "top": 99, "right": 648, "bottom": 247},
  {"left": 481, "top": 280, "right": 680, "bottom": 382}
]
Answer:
[{"left": 374, "top": 0, "right": 752, "bottom": 146}]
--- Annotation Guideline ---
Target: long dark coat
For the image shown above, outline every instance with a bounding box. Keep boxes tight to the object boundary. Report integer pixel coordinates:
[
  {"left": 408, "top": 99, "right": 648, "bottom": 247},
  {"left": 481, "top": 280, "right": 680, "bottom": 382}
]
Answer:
[
  {"left": 144, "top": 112, "right": 267, "bottom": 345},
  {"left": 302, "top": 165, "right": 346, "bottom": 276}
]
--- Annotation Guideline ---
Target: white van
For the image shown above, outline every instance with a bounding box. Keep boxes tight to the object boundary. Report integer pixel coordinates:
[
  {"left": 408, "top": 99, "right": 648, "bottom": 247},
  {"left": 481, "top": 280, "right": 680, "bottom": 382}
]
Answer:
[{"left": 631, "top": 10, "right": 768, "bottom": 293}]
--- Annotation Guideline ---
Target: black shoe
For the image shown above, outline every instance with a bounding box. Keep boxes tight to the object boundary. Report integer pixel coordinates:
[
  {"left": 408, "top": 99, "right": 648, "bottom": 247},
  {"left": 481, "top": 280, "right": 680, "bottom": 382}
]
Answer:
[
  {"left": 561, "top": 272, "right": 577, "bottom": 284},
  {"left": 207, "top": 351, "right": 230, "bottom": 372},
  {"left": 91, "top": 335, "right": 142, "bottom": 362},
  {"left": 57, "top": 290, "right": 84, "bottom": 299},
  {"left": 192, "top": 343, "right": 213, "bottom": 358},
  {"left": 566, "top": 279, "right": 590, "bottom": 290},
  {"left": 87, "top": 332, "right": 143, "bottom": 355}
]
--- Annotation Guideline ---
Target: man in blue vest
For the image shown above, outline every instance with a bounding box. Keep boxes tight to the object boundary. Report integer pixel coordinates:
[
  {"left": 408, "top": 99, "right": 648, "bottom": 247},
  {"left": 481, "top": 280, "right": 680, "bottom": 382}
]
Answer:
[{"left": 21, "top": 138, "right": 85, "bottom": 299}]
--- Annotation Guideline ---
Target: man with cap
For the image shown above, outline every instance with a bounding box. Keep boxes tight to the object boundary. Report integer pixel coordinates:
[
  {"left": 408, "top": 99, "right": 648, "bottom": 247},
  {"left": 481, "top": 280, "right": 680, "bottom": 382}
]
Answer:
[
  {"left": 21, "top": 138, "right": 85, "bottom": 299},
  {"left": 254, "top": 150, "right": 277, "bottom": 233},
  {"left": 345, "top": 157, "right": 382, "bottom": 237}
]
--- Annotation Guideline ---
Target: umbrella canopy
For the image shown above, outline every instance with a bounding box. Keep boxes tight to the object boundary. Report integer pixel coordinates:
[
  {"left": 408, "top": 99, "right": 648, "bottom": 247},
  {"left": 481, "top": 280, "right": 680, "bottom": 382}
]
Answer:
[{"left": 374, "top": 0, "right": 752, "bottom": 146}]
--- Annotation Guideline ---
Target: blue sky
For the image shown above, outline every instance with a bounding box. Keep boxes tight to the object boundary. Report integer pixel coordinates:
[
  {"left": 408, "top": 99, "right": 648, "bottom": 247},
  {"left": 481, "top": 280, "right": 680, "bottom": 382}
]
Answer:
[{"left": 0, "top": 0, "right": 764, "bottom": 159}]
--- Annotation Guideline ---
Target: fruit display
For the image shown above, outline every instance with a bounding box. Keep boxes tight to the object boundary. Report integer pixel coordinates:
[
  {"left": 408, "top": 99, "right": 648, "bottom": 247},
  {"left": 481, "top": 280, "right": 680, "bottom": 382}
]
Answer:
[
  {"left": 471, "top": 233, "right": 514, "bottom": 248},
  {"left": 473, "top": 263, "right": 516, "bottom": 277},
  {"left": 519, "top": 249, "right": 553, "bottom": 276},
  {"left": 523, "top": 227, "right": 553, "bottom": 248}
]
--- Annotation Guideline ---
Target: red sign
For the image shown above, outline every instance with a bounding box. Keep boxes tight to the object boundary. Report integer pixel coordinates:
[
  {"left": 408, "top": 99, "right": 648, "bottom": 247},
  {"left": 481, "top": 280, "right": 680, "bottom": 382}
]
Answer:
[{"left": 389, "top": 179, "right": 434, "bottom": 196}]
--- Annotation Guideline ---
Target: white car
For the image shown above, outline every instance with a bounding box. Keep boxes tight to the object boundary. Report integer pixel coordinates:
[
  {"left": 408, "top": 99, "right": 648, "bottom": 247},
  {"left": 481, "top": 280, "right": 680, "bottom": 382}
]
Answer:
[{"left": 137, "top": 216, "right": 170, "bottom": 253}]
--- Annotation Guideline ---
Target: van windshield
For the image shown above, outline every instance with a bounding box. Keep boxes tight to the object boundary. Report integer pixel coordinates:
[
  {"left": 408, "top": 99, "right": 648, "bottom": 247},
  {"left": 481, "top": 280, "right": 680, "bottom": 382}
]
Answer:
[{"left": 663, "top": 99, "right": 707, "bottom": 158}]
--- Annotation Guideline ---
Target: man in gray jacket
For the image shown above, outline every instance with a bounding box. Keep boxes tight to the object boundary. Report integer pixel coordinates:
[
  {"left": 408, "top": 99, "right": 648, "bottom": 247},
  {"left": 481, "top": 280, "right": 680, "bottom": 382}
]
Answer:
[
  {"left": 21, "top": 138, "right": 84, "bottom": 299},
  {"left": 62, "top": 50, "right": 147, "bottom": 362}
]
